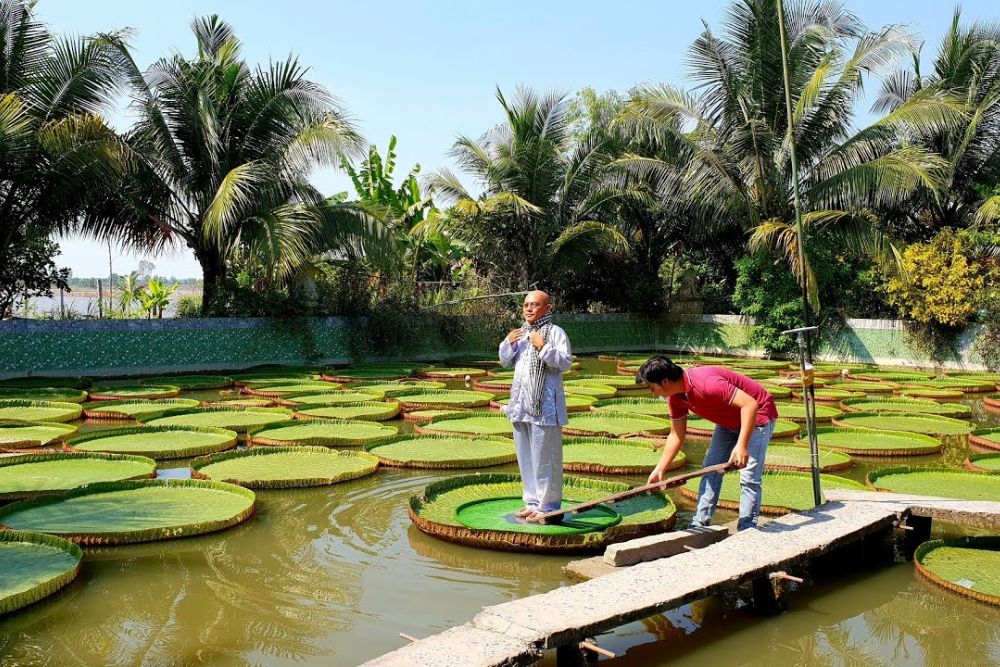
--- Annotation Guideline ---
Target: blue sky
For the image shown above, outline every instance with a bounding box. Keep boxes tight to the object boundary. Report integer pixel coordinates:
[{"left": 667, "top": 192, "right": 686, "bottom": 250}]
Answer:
[{"left": 40, "top": 0, "right": 997, "bottom": 279}]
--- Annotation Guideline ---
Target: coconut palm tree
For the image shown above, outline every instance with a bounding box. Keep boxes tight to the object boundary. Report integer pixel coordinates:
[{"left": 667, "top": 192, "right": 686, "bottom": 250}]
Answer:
[
  {"left": 876, "top": 8, "right": 1000, "bottom": 235},
  {"left": 0, "top": 0, "right": 134, "bottom": 318},
  {"left": 615, "top": 0, "right": 964, "bottom": 309},
  {"left": 85, "top": 16, "right": 391, "bottom": 313},
  {"left": 428, "top": 87, "right": 633, "bottom": 291}
]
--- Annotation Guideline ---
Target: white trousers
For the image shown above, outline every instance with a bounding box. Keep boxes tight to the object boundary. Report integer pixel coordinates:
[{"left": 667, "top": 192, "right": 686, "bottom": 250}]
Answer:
[{"left": 512, "top": 421, "right": 563, "bottom": 512}]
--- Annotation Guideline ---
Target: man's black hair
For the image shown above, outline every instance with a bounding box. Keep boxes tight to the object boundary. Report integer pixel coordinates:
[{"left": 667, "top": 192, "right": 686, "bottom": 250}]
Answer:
[{"left": 635, "top": 356, "right": 684, "bottom": 385}]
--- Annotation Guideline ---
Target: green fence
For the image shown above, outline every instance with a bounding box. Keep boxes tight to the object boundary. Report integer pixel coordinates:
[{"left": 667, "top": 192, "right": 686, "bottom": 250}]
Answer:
[{"left": 0, "top": 314, "right": 985, "bottom": 377}]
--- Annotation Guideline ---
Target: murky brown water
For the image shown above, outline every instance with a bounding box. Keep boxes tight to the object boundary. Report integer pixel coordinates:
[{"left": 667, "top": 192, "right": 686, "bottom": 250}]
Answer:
[{"left": 1, "top": 358, "right": 997, "bottom": 666}]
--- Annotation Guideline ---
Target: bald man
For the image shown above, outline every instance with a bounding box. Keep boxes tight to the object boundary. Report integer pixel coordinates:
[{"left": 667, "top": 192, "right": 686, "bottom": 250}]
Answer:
[{"left": 498, "top": 290, "right": 573, "bottom": 520}]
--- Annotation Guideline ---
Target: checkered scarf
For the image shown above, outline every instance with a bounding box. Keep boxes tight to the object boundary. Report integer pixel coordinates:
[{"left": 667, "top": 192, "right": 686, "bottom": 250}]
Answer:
[{"left": 522, "top": 312, "right": 553, "bottom": 416}]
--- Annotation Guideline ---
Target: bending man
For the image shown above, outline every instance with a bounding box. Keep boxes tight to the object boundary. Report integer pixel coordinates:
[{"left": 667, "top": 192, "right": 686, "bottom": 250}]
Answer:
[
  {"left": 498, "top": 290, "right": 573, "bottom": 520},
  {"left": 636, "top": 356, "right": 777, "bottom": 531}
]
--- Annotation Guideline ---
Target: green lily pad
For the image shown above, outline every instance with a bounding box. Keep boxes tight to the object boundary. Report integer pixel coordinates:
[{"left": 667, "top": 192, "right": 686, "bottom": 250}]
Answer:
[
  {"left": 684, "top": 417, "right": 800, "bottom": 439},
  {"left": 774, "top": 401, "right": 842, "bottom": 422},
  {"left": 0, "top": 479, "right": 256, "bottom": 545},
  {"left": 322, "top": 365, "right": 416, "bottom": 382},
  {"left": 88, "top": 385, "right": 181, "bottom": 400},
  {"left": 570, "top": 374, "right": 646, "bottom": 390},
  {"left": 560, "top": 382, "right": 617, "bottom": 398},
  {"left": 792, "top": 388, "right": 865, "bottom": 401},
  {"left": 832, "top": 412, "right": 972, "bottom": 436},
  {"left": 906, "top": 377, "right": 997, "bottom": 393},
  {"left": 760, "top": 384, "right": 793, "bottom": 399},
  {"left": 141, "top": 407, "right": 294, "bottom": 433},
  {"left": 139, "top": 375, "right": 233, "bottom": 390},
  {"left": 249, "top": 418, "right": 398, "bottom": 447},
  {"left": 346, "top": 380, "right": 446, "bottom": 397},
  {"left": 971, "top": 428, "right": 1000, "bottom": 451},
  {"left": 191, "top": 446, "right": 379, "bottom": 488},
  {"left": 403, "top": 409, "right": 467, "bottom": 423},
  {"left": 455, "top": 496, "right": 622, "bottom": 535},
  {"left": 915, "top": 537, "right": 1000, "bottom": 605},
  {"left": 562, "top": 437, "right": 680, "bottom": 474},
  {"left": 563, "top": 412, "right": 672, "bottom": 437},
  {"left": 293, "top": 401, "right": 401, "bottom": 421},
  {"left": 233, "top": 373, "right": 319, "bottom": 387},
  {"left": 762, "top": 444, "right": 853, "bottom": 472},
  {"left": 897, "top": 387, "right": 965, "bottom": 400},
  {"left": 410, "top": 473, "right": 675, "bottom": 552},
  {"left": 826, "top": 381, "right": 896, "bottom": 393},
  {"left": 281, "top": 390, "right": 389, "bottom": 406},
  {"left": 416, "top": 413, "right": 514, "bottom": 437},
  {"left": 493, "top": 394, "right": 595, "bottom": 412},
  {"left": 799, "top": 426, "right": 942, "bottom": 456},
  {"left": 0, "top": 388, "right": 88, "bottom": 403},
  {"left": 66, "top": 425, "right": 238, "bottom": 460},
  {"left": 366, "top": 434, "right": 517, "bottom": 468},
  {"left": 0, "top": 531, "right": 82, "bottom": 615},
  {"left": 0, "top": 400, "right": 82, "bottom": 423},
  {"left": 0, "top": 422, "right": 78, "bottom": 449},
  {"left": 384, "top": 388, "right": 495, "bottom": 409},
  {"left": 0, "top": 452, "right": 156, "bottom": 500},
  {"left": 82, "top": 398, "right": 201, "bottom": 420},
  {"left": 245, "top": 381, "right": 342, "bottom": 397},
  {"left": 965, "top": 454, "right": 1000, "bottom": 473},
  {"left": 415, "top": 367, "right": 488, "bottom": 379},
  {"left": 867, "top": 467, "right": 1000, "bottom": 501},
  {"left": 680, "top": 470, "right": 865, "bottom": 514},
  {"left": 840, "top": 397, "right": 972, "bottom": 418},
  {"left": 473, "top": 377, "right": 514, "bottom": 391},
  {"left": 851, "top": 370, "right": 934, "bottom": 382},
  {"left": 591, "top": 397, "right": 670, "bottom": 417},
  {"left": 203, "top": 397, "right": 275, "bottom": 409}
]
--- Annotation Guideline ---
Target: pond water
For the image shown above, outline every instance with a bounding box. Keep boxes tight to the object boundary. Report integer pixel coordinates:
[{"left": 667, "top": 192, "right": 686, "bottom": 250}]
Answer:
[{"left": 0, "top": 357, "right": 997, "bottom": 666}]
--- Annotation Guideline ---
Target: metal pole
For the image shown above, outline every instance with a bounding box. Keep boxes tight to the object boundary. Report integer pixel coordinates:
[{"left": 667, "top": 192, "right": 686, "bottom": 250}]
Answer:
[
  {"left": 777, "top": 0, "right": 821, "bottom": 506},
  {"left": 97, "top": 279, "right": 103, "bottom": 319}
]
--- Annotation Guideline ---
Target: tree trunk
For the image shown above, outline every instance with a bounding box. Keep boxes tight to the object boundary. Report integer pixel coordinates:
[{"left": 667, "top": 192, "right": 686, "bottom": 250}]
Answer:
[{"left": 196, "top": 247, "right": 227, "bottom": 316}]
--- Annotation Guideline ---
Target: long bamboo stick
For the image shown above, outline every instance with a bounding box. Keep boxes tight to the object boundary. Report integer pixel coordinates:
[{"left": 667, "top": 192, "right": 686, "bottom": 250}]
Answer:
[{"left": 527, "top": 462, "right": 734, "bottom": 523}]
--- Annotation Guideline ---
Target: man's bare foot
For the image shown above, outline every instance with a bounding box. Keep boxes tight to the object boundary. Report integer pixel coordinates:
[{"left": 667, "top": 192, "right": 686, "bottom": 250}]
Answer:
[{"left": 516, "top": 507, "right": 536, "bottom": 518}]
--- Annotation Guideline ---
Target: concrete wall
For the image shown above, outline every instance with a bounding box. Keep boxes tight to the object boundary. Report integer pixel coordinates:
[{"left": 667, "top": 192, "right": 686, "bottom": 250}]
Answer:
[{"left": 0, "top": 314, "right": 987, "bottom": 378}]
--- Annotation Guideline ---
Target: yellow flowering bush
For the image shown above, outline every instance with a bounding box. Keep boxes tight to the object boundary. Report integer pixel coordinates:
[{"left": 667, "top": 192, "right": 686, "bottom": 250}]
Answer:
[{"left": 884, "top": 229, "right": 984, "bottom": 327}]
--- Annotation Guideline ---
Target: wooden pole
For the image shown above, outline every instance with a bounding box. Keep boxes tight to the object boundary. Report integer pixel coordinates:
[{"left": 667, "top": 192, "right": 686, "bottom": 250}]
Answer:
[{"left": 528, "top": 462, "right": 733, "bottom": 523}]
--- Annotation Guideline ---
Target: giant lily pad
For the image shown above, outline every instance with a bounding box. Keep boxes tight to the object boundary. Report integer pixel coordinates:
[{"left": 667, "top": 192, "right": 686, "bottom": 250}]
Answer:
[
  {"left": 906, "top": 377, "right": 996, "bottom": 393},
  {"left": 245, "top": 381, "right": 342, "bottom": 397},
  {"left": 762, "top": 444, "right": 853, "bottom": 473},
  {"left": 82, "top": 398, "right": 200, "bottom": 421},
  {"left": 965, "top": 454, "right": 1000, "bottom": 473},
  {"left": 66, "top": 425, "right": 238, "bottom": 460},
  {"left": 915, "top": 537, "right": 1000, "bottom": 606},
  {"left": 591, "top": 397, "right": 670, "bottom": 417},
  {"left": 322, "top": 365, "right": 416, "bottom": 382},
  {"left": 233, "top": 373, "right": 319, "bottom": 387},
  {"left": 249, "top": 418, "right": 398, "bottom": 447},
  {"left": 414, "top": 413, "right": 514, "bottom": 437},
  {"left": 679, "top": 470, "right": 865, "bottom": 514},
  {"left": 346, "top": 380, "right": 446, "bottom": 397},
  {"left": 984, "top": 394, "right": 1000, "bottom": 411},
  {"left": 415, "top": 367, "right": 488, "bottom": 379},
  {"left": 281, "top": 390, "right": 388, "bottom": 407},
  {"left": 0, "top": 388, "right": 88, "bottom": 403},
  {"left": 562, "top": 437, "right": 679, "bottom": 474},
  {"left": 0, "top": 421, "right": 78, "bottom": 449},
  {"left": 140, "top": 407, "right": 293, "bottom": 433},
  {"left": 455, "top": 496, "right": 621, "bottom": 535},
  {"left": 403, "top": 409, "right": 468, "bottom": 423},
  {"left": 473, "top": 377, "right": 514, "bottom": 392},
  {"left": 0, "top": 479, "right": 256, "bottom": 545},
  {"left": 560, "top": 382, "right": 617, "bottom": 398},
  {"left": 826, "top": 380, "right": 896, "bottom": 393},
  {"left": 191, "top": 447, "right": 379, "bottom": 488},
  {"left": 0, "top": 400, "right": 82, "bottom": 423},
  {"left": 839, "top": 397, "right": 971, "bottom": 418},
  {"left": 831, "top": 412, "right": 973, "bottom": 436},
  {"left": 88, "top": 385, "right": 181, "bottom": 401},
  {"left": 570, "top": 374, "right": 647, "bottom": 391},
  {"left": 0, "top": 531, "right": 82, "bottom": 615},
  {"left": 971, "top": 428, "right": 1000, "bottom": 451},
  {"left": 0, "top": 452, "right": 156, "bottom": 500},
  {"left": 798, "top": 426, "right": 942, "bottom": 456},
  {"left": 867, "top": 467, "right": 1000, "bottom": 502},
  {"left": 384, "top": 388, "right": 494, "bottom": 409},
  {"left": 492, "top": 394, "right": 595, "bottom": 413},
  {"left": 293, "top": 401, "right": 401, "bottom": 421},
  {"left": 684, "top": 417, "right": 800, "bottom": 440},
  {"left": 896, "top": 387, "right": 965, "bottom": 400},
  {"left": 790, "top": 388, "right": 864, "bottom": 402},
  {"left": 760, "top": 384, "right": 793, "bottom": 399},
  {"left": 850, "top": 370, "right": 934, "bottom": 382},
  {"left": 563, "top": 412, "right": 672, "bottom": 437},
  {"left": 139, "top": 375, "right": 233, "bottom": 390},
  {"left": 774, "top": 401, "right": 842, "bottom": 423},
  {"left": 409, "top": 473, "right": 675, "bottom": 553},
  {"left": 366, "top": 434, "right": 517, "bottom": 469},
  {"left": 203, "top": 397, "right": 276, "bottom": 409}
]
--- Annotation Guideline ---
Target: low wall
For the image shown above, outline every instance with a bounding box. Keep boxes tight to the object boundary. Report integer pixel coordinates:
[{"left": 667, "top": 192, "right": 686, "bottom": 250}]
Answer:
[{"left": 0, "top": 314, "right": 986, "bottom": 377}]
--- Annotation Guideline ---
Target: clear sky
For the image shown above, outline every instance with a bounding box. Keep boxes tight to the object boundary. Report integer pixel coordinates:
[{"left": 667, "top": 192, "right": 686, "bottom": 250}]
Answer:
[{"left": 38, "top": 0, "right": 997, "bottom": 279}]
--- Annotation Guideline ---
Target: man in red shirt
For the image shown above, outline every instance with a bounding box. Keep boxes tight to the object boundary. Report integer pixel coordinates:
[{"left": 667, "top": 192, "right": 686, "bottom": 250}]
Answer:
[{"left": 635, "top": 356, "right": 778, "bottom": 530}]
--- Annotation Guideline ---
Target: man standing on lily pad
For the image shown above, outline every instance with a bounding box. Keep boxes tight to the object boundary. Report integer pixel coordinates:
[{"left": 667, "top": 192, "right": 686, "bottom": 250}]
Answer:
[
  {"left": 636, "top": 356, "right": 777, "bottom": 531},
  {"left": 498, "top": 290, "right": 573, "bottom": 521}
]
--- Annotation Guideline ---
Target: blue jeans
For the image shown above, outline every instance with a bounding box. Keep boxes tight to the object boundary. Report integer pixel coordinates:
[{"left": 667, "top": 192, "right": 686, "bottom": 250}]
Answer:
[{"left": 690, "top": 420, "right": 775, "bottom": 531}]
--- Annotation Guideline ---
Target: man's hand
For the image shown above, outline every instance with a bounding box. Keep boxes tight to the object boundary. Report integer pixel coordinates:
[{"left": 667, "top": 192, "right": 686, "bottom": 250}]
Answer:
[
  {"left": 506, "top": 329, "right": 523, "bottom": 344},
  {"left": 728, "top": 444, "right": 749, "bottom": 469},
  {"left": 530, "top": 331, "right": 545, "bottom": 350}
]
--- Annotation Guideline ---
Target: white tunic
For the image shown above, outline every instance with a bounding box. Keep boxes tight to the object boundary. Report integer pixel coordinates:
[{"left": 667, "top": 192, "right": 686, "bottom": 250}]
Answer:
[{"left": 498, "top": 324, "right": 573, "bottom": 427}]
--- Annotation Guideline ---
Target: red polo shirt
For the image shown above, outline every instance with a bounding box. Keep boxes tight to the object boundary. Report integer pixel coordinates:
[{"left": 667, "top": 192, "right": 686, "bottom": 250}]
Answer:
[{"left": 669, "top": 366, "right": 778, "bottom": 430}]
